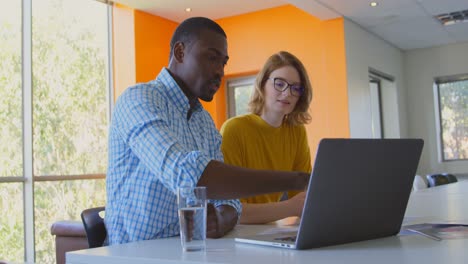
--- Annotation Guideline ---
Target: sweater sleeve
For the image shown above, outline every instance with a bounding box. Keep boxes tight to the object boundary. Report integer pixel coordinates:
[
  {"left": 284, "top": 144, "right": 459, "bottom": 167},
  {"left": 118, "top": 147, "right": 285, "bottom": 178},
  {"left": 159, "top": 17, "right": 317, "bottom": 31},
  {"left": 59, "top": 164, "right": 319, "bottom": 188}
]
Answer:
[
  {"left": 288, "top": 125, "right": 312, "bottom": 198},
  {"left": 220, "top": 117, "right": 246, "bottom": 167}
]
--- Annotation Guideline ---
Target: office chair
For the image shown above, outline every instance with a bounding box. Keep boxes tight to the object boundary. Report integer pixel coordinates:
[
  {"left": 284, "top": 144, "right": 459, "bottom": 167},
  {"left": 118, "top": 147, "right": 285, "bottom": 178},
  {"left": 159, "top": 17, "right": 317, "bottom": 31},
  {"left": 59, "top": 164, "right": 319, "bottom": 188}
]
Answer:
[
  {"left": 80, "top": 206, "right": 106, "bottom": 248},
  {"left": 426, "top": 173, "right": 458, "bottom": 187},
  {"left": 412, "top": 175, "right": 428, "bottom": 191}
]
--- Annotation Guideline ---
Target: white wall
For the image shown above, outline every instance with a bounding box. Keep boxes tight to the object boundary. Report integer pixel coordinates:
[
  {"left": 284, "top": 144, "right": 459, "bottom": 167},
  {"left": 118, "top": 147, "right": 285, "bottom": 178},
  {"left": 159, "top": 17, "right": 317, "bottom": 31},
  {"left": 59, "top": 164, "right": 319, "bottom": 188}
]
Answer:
[
  {"left": 344, "top": 19, "right": 407, "bottom": 139},
  {"left": 344, "top": 18, "right": 468, "bottom": 175},
  {"left": 405, "top": 42, "right": 468, "bottom": 175}
]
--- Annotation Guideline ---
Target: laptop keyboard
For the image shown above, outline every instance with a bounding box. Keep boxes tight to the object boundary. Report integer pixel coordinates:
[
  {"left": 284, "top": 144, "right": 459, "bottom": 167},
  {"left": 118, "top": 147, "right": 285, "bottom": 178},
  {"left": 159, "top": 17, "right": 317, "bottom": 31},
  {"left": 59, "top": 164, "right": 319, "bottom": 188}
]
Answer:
[{"left": 274, "top": 236, "right": 297, "bottom": 242}]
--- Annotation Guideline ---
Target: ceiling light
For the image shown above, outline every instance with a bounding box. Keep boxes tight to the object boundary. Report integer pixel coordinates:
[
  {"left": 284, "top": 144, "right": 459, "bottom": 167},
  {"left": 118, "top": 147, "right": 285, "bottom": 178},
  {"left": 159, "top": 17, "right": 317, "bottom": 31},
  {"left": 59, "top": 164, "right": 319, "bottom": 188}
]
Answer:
[
  {"left": 185, "top": 8, "right": 192, "bottom": 12},
  {"left": 370, "top": 2, "right": 378, "bottom": 7}
]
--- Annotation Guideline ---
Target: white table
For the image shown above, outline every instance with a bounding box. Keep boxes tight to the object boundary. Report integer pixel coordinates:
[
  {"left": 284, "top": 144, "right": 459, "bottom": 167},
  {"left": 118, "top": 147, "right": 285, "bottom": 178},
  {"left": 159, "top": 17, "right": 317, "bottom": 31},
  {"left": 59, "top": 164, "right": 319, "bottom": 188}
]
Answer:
[{"left": 67, "top": 181, "right": 468, "bottom": 264}]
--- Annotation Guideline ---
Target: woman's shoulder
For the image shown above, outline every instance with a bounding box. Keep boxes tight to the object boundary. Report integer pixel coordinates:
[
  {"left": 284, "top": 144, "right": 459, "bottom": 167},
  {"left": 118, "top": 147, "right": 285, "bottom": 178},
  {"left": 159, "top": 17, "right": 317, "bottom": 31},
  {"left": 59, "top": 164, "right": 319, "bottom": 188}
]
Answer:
[
  {"left": 290, "top": 123, "right": 307, "bottom": 132},
  {"left": 222, "top": 114, "right": 258, "bottom": 130},
  {"left": 281, "top": 122, "right": 308, "bottom": 138}
]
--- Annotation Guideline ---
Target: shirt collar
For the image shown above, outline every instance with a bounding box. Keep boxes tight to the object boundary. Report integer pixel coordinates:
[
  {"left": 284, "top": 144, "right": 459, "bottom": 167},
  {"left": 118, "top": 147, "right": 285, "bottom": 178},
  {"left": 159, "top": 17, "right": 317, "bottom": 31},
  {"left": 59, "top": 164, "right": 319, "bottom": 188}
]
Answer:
[{"left": 155, "top": 68, "right": 203, "bottom": 115}]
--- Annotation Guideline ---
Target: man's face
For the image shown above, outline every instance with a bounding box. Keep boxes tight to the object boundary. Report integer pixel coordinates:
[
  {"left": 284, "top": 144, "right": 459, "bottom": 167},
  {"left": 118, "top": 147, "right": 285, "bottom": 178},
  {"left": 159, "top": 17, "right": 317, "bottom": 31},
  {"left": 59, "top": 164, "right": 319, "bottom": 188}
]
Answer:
[{"left": 180, "top": 29, "right": 228, "bottom": 102}]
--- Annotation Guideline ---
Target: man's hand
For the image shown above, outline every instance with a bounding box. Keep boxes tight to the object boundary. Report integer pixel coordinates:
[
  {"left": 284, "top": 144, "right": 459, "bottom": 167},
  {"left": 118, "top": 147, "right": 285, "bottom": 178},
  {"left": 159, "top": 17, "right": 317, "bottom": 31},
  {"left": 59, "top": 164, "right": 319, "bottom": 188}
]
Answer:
[{"left": 206, "top": 204, "right": 238, "bottom": 238}]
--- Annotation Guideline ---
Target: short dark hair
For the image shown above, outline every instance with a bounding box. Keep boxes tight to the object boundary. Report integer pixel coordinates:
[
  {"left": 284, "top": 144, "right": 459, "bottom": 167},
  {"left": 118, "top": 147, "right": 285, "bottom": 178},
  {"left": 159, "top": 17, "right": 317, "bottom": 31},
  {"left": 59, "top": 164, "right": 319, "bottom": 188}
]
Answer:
[{"left": 169, "top": 17, "right": 226, "bottom": 57}]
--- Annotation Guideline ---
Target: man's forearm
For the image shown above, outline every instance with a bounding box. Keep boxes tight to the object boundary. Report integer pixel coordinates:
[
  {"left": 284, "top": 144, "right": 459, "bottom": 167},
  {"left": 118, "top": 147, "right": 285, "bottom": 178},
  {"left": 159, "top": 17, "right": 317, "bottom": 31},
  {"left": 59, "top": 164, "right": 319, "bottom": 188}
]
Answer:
[{"left": 198, "top": 160, "right": 309, "bottom": 200}]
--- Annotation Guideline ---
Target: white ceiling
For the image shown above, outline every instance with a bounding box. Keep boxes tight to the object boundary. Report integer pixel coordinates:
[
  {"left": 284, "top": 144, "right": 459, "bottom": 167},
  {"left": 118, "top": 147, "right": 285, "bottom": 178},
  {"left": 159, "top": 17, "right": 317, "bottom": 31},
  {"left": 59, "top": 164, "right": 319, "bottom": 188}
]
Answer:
[{"left": 112, "top": 0, "right": 468, "bottom": 50}]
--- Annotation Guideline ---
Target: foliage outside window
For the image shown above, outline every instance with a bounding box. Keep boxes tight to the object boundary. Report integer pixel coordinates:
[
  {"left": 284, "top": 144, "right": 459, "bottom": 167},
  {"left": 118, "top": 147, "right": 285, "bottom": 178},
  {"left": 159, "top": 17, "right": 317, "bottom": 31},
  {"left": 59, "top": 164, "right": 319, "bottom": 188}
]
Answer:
[
  {"left": 0, "top": 0, "right": 24, "bottom": 261},
  {"left": 0, "top": 0, "right": 110, "bottom": 263},
  {"left": 0, "top": 0, "right": 22, "bottom": 176},
  {"left": 436, "top": 77, "right": 468, "bottom": 161}
]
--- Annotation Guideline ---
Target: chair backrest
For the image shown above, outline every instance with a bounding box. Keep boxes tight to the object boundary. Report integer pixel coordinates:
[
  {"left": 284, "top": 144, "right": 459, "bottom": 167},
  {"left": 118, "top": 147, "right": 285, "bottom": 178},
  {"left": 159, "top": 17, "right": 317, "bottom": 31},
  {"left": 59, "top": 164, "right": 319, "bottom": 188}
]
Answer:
[
  {"left": 81, "top": 206, "right": 106, "bottom": 248},
  {"left": 413, "top": 175, "right": 428, "bottom": 191},
  {"left": 426, "top": 173, "right": 458, "bottom": 187},
  {"left": 446, "top": 174, "right": 458, "bottom": 183}
]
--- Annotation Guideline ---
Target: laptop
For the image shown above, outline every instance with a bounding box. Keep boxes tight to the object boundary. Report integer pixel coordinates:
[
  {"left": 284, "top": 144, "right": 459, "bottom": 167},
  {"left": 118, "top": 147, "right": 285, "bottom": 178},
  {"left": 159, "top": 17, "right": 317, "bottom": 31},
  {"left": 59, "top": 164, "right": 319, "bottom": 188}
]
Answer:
[{"left": 235, "top": 138, "right": 424, "bottom": 249}]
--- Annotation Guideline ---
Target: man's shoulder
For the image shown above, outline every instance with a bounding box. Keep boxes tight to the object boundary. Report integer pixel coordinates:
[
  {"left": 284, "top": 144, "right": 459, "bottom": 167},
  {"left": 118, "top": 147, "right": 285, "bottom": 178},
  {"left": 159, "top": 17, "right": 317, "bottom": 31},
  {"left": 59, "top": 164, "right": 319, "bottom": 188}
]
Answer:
[{"left": 118, "top": 80, "right": 165, "bottom": 103}]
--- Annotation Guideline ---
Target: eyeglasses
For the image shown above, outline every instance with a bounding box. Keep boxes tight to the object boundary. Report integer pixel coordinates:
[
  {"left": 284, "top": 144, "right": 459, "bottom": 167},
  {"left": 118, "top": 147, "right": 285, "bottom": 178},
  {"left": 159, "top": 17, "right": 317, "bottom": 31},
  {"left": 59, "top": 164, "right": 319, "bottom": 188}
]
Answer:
[{"left": 269, "top": 78, "right": 304, "bottom": 97}]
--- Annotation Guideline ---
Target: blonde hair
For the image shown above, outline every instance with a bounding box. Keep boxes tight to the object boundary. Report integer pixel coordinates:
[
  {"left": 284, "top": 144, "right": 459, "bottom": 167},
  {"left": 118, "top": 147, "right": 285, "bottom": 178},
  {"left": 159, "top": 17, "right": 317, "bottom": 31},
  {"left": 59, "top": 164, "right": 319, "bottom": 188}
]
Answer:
[{"left": 248, "top": 51, "right": 312, "bottom": 126}]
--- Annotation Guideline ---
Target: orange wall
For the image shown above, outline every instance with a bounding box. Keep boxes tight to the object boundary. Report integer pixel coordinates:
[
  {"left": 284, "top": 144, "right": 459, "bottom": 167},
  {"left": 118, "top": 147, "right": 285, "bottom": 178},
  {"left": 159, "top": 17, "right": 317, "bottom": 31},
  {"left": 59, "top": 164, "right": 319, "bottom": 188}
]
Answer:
[
  {"left": 113, "top": 4, "right": 350, "bottom": 158},
  {"left": 112, "top": 5, "right": 176, "bottom": 99},
  {"left": 214, "top": 5, "right": 349, "bottom": 156},
  {"left": 134, "top": 11, "right": 177, "bottom": 83},
  {"left": 317, "top": 18, "right": 350, "bottom": 139}
]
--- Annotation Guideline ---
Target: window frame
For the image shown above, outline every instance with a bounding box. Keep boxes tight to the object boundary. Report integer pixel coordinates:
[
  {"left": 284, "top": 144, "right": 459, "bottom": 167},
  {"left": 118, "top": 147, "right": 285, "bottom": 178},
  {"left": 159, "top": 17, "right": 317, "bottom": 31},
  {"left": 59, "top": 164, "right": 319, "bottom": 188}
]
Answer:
[{"left": 434, "top": 73, "right": 468, "bottom": 162}]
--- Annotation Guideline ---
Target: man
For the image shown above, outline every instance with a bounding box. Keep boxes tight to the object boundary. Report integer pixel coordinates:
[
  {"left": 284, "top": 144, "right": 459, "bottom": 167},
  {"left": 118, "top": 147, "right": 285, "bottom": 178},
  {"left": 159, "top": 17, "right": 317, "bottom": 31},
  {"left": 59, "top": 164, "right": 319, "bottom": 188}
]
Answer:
[{"left": 106, "top": 17, "right": 309, "bottom": 245}]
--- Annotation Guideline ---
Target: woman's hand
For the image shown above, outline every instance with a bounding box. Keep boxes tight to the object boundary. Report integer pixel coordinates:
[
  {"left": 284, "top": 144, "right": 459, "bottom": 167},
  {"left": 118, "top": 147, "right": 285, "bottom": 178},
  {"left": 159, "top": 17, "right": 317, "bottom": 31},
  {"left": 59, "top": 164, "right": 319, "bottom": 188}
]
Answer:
[{"left": 284, "top": 192, "right": 306, "bottom": 217}]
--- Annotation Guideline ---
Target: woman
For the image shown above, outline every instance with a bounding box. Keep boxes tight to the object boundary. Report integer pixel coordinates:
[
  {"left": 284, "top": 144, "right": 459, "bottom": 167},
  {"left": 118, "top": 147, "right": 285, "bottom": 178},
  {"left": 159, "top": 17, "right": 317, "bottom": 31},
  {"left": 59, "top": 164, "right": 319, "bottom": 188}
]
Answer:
[{"left": 220, "top": 51, "right": 313, "bottom": 224}]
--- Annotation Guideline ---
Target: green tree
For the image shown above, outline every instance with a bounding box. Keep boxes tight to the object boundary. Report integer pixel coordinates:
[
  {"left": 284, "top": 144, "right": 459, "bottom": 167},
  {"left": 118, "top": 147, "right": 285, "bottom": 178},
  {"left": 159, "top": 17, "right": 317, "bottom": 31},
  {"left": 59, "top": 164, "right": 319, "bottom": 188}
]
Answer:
[
  {"left": 0, "top": 0, "right": 109, "bottom": 262},
  {"left": 0, "top": 0, "right": 22, "bottom": 176},
  {"left": 0, "top": 0, "right": 24, "bottom": 261},
  {"left": 440, "top": 80, "right": 468, "bottom": 160}
]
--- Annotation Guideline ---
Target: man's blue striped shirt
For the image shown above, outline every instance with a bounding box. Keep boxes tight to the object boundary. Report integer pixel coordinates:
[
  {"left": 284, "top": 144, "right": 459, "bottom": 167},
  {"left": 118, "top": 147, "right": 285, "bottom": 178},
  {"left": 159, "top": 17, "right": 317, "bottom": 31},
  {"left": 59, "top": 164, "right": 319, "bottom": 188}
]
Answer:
[{"left": 106, "top": 68, "right": 241, "bottom": 245}]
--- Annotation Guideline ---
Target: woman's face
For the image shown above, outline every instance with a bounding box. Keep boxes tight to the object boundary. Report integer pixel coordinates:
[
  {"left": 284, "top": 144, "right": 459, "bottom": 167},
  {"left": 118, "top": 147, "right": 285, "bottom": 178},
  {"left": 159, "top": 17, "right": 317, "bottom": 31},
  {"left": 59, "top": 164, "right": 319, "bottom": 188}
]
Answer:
[{"left": 263, "top": 65, "right": 302, "bottom": 117}]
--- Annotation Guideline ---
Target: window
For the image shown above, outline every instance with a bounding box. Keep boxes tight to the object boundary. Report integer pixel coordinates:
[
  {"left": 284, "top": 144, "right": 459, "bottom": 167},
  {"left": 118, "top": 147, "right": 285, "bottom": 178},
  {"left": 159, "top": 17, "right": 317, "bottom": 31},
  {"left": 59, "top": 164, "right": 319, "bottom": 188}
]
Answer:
[
  {"left": 0, "top": 0, "right": 24, "bottom": 260},
  {"left": 0, "top": 0, "right": 22, "bottom": 175},
  {"left": 227, "top": 76, "right": 255, "bottom": 118},
  {"left": 435, "top": 75, "right": 468, "bottom": 161},
  {"left": 0, "top": 0, "right": 111, "bottom": 262},
  {"left": 368, "top": 68, "right": 398, "bottom": 139},
  {"left": 369, "top": 77, "right": 383, "bottom": 139}
]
